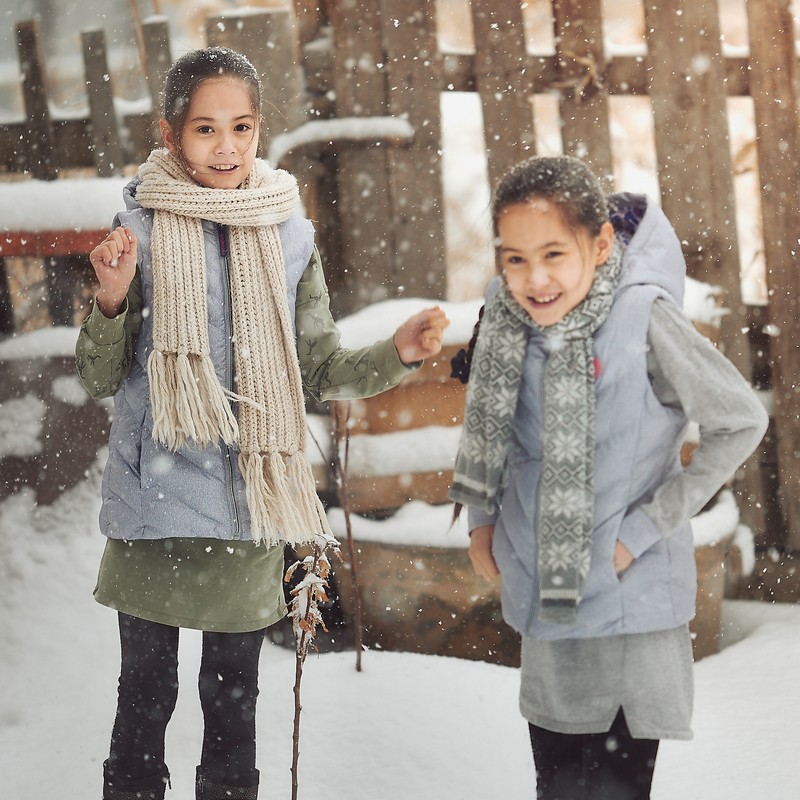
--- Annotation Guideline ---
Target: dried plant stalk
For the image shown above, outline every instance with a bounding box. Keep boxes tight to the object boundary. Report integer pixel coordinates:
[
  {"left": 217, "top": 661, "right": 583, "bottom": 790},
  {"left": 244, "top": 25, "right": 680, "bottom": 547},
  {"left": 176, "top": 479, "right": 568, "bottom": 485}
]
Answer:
[{"left": 285, "top": 535, "right": 339, "bottom": 800}]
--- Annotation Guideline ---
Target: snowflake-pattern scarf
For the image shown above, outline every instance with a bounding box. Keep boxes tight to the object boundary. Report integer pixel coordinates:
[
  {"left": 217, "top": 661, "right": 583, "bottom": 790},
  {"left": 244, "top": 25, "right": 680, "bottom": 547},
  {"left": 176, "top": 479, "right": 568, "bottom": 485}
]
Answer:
[
  {"left": 136, "top": 148, "right": 332, "bottom": 547},
  {"left": 449, "top": 240, "right": 622, "bottom": 624}
]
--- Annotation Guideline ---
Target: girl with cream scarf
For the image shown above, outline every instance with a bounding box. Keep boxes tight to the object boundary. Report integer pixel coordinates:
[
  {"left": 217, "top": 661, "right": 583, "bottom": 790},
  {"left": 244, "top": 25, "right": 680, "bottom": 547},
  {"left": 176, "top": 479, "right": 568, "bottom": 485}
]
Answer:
[{"left": 78, "top": 47, "right": 448, "bottom": 800}]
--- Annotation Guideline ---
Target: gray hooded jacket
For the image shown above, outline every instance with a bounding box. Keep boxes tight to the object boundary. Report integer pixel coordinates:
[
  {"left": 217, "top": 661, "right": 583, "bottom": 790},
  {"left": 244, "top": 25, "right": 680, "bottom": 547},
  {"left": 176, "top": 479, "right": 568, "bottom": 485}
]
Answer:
[{"left": 471, "top": 195, "right": 723, "bottom": 639}]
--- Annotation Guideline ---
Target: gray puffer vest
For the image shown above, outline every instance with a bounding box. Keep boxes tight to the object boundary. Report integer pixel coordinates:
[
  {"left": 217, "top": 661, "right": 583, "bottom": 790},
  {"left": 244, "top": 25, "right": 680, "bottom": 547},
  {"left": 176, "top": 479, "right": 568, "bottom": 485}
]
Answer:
[
  {"left": 100, "top": 179, "right": 315, "bottom": 541},
  {"left": 473, "top": 194, "right": 697, "bottom": 640}
]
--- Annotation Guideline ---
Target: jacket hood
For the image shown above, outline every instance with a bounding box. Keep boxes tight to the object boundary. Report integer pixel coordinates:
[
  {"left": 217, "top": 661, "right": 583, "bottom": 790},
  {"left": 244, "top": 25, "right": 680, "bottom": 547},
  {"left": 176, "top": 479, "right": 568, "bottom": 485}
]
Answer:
[
  {"left": 122, "top": 176, "right": 143, "bottom": 212},
  {"left": 610, "top": 192, "right": 685, "bottom": 306}
]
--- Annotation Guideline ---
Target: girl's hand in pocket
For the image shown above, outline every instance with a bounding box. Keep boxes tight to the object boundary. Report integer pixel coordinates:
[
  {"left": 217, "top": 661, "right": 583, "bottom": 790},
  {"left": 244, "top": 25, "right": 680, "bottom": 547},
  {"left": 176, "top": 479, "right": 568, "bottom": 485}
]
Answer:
[
  {"left": 469, "top": 525, "right": 500, "bottom": 581},
  {"left": 614, "top": 540, "right": 634, "bottom": 575}
]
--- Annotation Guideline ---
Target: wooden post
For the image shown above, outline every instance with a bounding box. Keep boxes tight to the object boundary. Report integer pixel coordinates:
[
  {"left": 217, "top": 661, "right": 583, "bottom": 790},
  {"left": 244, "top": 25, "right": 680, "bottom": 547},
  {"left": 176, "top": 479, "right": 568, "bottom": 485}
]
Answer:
[
  {"left": 82, "top": 29, "right": 124, "bottom": 177},
  {"left": 43, "top": 256, "right": 78, "bottom": 327},
  {"left": 381, "top": 0, "right": 447, "bottom": 301},
  {"left": 644, "top": 1, "right": 742, "bottom": 293},
  {"left": 552, "top": 0, "right": 613, "bottom": 184},
  {"left": 294, "top": 0, "right": 329, "bottom": 48},
  {"left": 746, "top": 0, "right": 800, "bottom": 550},
  {"left": 645, "top": 1, "right": 765, "bottom": 536},
  {"left": 470, "top": 0, "right": 535, "bottom": 192},
  {"left": 0, "top": 260, "right": 14, "bottom": 335},
  {"left": 206, "top": 8, "right": 306, "bottom": 154},
  {"left": 16, "top": 20, "right": 57, "bottom": 180},
  {"left": 643, "top": 4, "right": 751, "bottom": 358},
  {"left": 326, "top": 0, "right": 395, "bottom": 313},
  {"left": 142, "top": 16, "right": 172, "bottom": 123}
]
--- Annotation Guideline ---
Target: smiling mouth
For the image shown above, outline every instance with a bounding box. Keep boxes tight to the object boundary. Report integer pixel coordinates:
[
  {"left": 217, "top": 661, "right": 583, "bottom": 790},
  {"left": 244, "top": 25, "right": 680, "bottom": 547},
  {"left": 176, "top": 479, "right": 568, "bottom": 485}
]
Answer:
[
  {"left": 528, "top": 294, "right": 560, "bottom": 307},
  {"left": 210, "top": 164, "right": 239, "bottom": 173}
]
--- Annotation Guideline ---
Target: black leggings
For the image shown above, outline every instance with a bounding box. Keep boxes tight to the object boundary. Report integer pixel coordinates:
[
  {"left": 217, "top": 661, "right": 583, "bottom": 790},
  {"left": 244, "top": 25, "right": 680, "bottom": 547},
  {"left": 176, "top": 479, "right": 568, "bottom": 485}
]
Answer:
[
  {"left": 529, "top": 708, "right": 659, "bottom": 800},
  {"left": 106, "top": 613, "right": 265, "bottom": 786}
]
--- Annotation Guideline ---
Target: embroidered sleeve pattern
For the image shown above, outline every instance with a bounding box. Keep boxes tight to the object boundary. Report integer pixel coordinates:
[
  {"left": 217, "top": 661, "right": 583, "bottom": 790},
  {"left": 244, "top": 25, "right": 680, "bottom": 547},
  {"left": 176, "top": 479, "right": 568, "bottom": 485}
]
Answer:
[
  {"left": 295, "top": 248, "right": 415, "bottom": 401},
  {"left": 75, "top": 269, "right": 143, "bottom": 398}
]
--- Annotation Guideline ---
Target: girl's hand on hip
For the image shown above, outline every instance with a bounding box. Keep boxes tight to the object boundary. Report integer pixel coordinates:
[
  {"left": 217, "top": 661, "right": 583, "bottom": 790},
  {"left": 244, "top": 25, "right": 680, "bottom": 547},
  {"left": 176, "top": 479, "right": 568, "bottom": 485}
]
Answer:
[
  {"left": 614, "top": 540, "right": 635, "bottom": 575},
  {"left": 469, "top": 525, "right": 500, "bottom": 581},
  {"left": 89, "top": 226, "right": 138, "bottom": 318},
  {"left": 393, "top": 305, "right": 450, "bottom": 365}
]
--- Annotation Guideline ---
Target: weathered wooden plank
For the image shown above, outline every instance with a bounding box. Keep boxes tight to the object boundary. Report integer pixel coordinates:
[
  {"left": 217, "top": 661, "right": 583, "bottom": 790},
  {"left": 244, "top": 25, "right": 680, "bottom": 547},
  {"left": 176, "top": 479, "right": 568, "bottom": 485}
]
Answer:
[
  {"left": 206, "top": 9, "right": 306, "bottom": 151},
  {"left": 81, "top": 29, "right": 124, "bottom": 177},
  {"left": 438, "top": 52, "right": 749, "bottom": 98},
  {"left": 137, "top": 17, "right": 172, "bottom": 151},
  {"left": 381, "top": 0, "right": 447, "bottom": 301},
  {"left": 0, "top": 259, "right": 14, "bottom": 335},
  {"left": 343, "top": 471, "right": 453, "bottom": 513},
  {"left": 470, "top": 0, "right": 536, "bottom": 191},
  {"left": 325, "top": 0, "right": 395, "bottom": 313},
  {"left": 552, "top": 0, "right": 613, "bottom": 183},
  {"left": 645, "top": 0, "right": 761, "bottom": 534},
  {"left": 43, "top": 255, "right": 79, "bottom": 327},
  {"left": 745, "top": 0, "right": 800, "bottom": 550},
  {"left": 644, "top": 1, "right": 741, "bottom": 288},
  {"left": 142, "top": 16, "right": 172, "bottom": 121},
  {"left": 16, "top": 20, "right": 56, "bottom": 180},
  {"left": 294, "top": 0, "right": 328, "bottom": 48},
  {"left": 302, "top": 30, "right": 335, "bottom": 102},
  {"left": 0, "top": 230, "right": 108, "bottom": 258},
  {"left": 644, "top": 0, "right": 752, "bottom": 375}
]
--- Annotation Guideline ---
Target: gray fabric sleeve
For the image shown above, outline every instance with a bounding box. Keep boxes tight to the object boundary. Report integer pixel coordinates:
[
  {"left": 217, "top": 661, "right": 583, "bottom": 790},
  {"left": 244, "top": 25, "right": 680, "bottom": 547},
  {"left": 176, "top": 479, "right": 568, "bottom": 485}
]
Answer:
[
  {"left": 626, "top": 299, "right": 768, "bottom": 550},
  {"left": 467, "top": 506, "right": 499, "bottom": 532}
]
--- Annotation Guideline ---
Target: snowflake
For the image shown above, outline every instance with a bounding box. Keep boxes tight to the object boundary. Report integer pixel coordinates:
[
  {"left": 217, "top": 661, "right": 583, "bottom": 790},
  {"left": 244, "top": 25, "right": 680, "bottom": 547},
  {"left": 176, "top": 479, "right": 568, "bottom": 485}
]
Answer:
[
  {"left": 548, "top": 429, "right": 585, "bottom": 461},
  {"left": 548, "top": 375, "right": 585, "bottom": 405},
  {"left": 545, "top": 486, "right": 587, "bottom": 516},
  {"left": 495, "top": 328, "right": 527, "bottom": 351},
  {"left": 492, "top": 385, "right": 520, "bottom": 416},
  {"left": 542, "top": 541, "right": 576, "bottom": 572},
  {"left": 461, "top": 436, "right": 489, "bottom": 463}
]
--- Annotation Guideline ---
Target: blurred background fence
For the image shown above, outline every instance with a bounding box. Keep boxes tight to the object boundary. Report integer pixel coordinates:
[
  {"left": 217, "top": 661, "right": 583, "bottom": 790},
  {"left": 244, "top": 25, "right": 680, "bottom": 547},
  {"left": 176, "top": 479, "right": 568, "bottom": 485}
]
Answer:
[{"left": 0, "top": 0, "right": 798, "bottom": 555}]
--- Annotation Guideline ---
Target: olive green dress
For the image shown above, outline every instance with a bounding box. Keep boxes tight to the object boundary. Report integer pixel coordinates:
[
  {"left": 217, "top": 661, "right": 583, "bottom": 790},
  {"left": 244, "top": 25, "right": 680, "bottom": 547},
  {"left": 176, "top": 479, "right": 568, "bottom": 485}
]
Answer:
[{"left": 78, "top": 247, "right": 415, "bottom": 632}]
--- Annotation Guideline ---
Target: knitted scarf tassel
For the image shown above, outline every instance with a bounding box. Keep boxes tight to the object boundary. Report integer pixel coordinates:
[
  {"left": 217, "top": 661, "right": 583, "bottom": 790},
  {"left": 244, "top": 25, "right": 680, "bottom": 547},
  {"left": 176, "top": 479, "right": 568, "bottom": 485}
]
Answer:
[
  {"left": 240, "top": 450, "right": 331, "bottom": 547},
  {"left": 148, "top": 351, "right": 239, "bottom": 451},
  {"left": 146, "top": 209, "right": 239, "bottom": 452}
]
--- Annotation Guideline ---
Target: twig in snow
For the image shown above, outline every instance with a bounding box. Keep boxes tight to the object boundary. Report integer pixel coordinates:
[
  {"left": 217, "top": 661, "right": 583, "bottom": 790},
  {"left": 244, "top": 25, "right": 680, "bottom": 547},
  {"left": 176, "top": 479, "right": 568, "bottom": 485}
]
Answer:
[{"left": 332, "top": 403, "right": 365, "bottom": 672}]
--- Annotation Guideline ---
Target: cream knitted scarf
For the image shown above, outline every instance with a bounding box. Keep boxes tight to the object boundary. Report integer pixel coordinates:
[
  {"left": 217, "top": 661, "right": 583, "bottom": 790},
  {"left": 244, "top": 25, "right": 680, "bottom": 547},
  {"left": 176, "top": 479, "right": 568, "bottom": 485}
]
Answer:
[{"left": 136, "top": 148, "right": 331, "bottom": 547}]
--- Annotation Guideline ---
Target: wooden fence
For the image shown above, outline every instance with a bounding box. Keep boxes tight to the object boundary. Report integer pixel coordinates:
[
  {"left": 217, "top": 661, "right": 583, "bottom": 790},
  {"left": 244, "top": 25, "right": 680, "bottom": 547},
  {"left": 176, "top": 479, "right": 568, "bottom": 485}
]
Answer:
[{"left": 0, "top": 0, "right": 799, "bottom": 550}]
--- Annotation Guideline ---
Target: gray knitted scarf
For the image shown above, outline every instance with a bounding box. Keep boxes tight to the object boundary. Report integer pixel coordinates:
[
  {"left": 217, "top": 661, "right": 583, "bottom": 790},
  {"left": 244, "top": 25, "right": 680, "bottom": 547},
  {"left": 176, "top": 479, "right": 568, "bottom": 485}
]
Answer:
[
  {"left": 136, "top": 149, "right": 332, "bottom": 547},
  {"left": 450, "top": 240, "right": 622, "bottom": 624}
]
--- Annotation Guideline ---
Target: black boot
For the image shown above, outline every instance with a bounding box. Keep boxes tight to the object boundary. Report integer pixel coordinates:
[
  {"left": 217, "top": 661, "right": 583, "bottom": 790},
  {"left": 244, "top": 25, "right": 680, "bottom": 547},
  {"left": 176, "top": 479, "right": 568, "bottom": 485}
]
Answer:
[
  {"left": 195, "top": 766, "right": 259, "bottom": 800},
  {"left": 103, "top": 760, "right": 171, "bottom": 800}
]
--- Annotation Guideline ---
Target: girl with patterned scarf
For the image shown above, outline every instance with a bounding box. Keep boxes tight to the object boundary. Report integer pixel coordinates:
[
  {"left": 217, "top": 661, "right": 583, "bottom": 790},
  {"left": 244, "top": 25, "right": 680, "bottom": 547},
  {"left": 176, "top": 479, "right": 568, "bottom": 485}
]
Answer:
[
  {"left": 449, "top": 155, "right": 767, "bottom": 799},
  {"left": 76, "top": 47, "right": 448, "bottom": 800}
]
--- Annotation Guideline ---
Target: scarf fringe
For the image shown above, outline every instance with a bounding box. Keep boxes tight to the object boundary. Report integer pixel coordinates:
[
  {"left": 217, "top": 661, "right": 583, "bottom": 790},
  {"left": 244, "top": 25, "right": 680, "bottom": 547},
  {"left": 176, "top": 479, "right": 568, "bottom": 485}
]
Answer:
[
  {"left": 240, "top": 450, "right": 334, "bottom": 547},
  {"left": 148, "top": 350, "right": 239, "bottom": 451}
]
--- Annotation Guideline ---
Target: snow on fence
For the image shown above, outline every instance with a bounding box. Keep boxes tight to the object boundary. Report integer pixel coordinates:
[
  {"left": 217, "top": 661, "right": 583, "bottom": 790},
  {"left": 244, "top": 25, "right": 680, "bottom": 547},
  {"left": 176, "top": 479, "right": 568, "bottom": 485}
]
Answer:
[{"left": 0, "top": 0, "right": 797, "bottom": 548}]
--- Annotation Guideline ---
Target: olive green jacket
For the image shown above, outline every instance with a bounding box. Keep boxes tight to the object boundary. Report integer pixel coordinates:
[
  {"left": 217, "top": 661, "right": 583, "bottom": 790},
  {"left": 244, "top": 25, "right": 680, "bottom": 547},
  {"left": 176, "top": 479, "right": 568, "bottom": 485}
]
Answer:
[{"left": 77, "top": 246, "right": 413, "bottom": 402}]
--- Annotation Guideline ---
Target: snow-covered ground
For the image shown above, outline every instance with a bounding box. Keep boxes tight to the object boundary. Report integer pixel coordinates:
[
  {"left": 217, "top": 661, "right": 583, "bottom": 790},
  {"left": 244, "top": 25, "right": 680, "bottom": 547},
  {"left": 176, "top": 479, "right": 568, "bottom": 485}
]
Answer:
[
  {"left": 1, "top": 322, "right": 798, "bottom": 800},
  {"left": 1, "top": 450, "right": 800, "bottom": 800}
]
